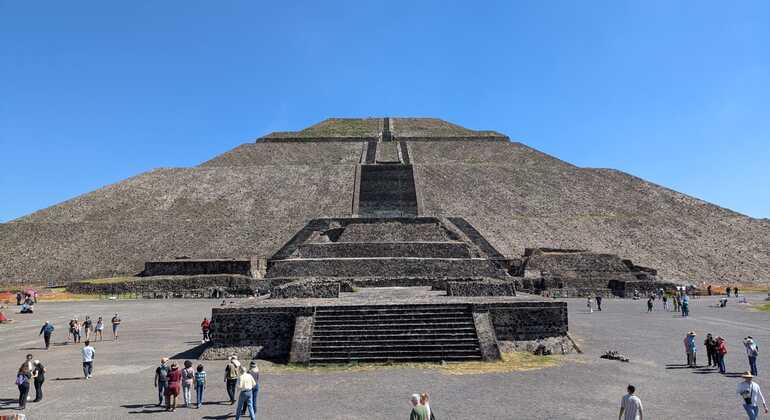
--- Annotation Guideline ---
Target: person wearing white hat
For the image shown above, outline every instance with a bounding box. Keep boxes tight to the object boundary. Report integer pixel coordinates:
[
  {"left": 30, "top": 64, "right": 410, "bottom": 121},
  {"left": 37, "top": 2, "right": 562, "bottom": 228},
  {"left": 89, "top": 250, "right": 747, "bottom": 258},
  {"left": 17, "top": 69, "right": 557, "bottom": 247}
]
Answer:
[
  {"left": 745, "top": 337, "right": 760, "bottom": 377},
  {"left": 737, "top": 372, "right": 767, "bottom": 420},
  {"left": 224, "top": 355, "right": 240, "bottom": 405}
]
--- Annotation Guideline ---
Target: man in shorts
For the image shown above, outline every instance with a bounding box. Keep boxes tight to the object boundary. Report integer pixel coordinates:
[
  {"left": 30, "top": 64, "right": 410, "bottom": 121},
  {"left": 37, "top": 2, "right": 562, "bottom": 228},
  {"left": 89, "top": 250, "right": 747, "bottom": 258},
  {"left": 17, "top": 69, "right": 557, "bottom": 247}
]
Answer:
[{"left": 111, "top": 313, "right": 121, "bottom": 340}]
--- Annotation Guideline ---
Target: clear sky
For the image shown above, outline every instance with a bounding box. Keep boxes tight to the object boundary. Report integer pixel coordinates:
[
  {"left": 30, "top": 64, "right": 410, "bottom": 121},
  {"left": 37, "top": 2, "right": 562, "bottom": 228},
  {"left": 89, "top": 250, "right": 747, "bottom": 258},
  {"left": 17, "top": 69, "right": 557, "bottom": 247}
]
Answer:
[{"left": 1, "top": 1, "right": 768, "bottom": 222}]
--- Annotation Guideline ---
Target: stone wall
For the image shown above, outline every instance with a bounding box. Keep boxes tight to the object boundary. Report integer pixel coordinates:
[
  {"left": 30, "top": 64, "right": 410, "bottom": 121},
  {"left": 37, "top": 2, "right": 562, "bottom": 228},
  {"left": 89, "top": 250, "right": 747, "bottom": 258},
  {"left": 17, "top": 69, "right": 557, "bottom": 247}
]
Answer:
[
  {"left": 141, "top": 259, "right": 254, "bottom": 277},
  {"left": 210, "top": 306, "right": 311, "bottom": 359},
  {"left": 270, "top": 280, "right": 341, "bottom": 299},
  {"left": 482, "top": 301, "right": 569, "bottom": 341},
  {"left": 446, "top": 280, "right": 516, "bottom": 296},
  {"left": 66, "top": 274, "right": 255, "bottom": 297}
]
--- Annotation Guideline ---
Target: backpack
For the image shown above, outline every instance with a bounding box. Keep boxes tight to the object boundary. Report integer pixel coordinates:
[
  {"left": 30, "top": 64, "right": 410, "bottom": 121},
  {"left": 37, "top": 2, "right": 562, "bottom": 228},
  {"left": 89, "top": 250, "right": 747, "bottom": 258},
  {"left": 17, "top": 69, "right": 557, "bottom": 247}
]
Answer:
[
  {"left": 227, "top": 363, "right": 239, "bottom": 379},
  {"left": 15, "top": 374, "right": 28, "bottom": 385},
  {"left": 157, "top": 365, "right": 169, "bottom": 382}
]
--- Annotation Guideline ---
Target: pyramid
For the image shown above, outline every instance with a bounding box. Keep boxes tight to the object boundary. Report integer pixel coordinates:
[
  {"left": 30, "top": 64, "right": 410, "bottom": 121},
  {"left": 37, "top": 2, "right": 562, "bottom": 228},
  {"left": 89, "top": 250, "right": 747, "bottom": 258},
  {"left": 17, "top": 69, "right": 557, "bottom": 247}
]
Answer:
[{"left": 2, "top": 117, "right": 769, "bottom": 285}]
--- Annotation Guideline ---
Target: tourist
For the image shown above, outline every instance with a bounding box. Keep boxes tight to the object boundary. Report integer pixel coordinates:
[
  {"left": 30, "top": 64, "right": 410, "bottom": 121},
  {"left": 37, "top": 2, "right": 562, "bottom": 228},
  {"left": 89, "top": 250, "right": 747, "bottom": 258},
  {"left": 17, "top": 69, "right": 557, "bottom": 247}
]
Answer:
[
  {"left": 32, "top": 359, "right": 46, "bottom": 402},
  {"left": 20, "top": 301, "right": 34, "bottom": 313},
  {"left": 647, "top": 297, "right": 653, "bottom": 313},
  {"left": 420, "top": 392, "right": 436, "bottom": 420},
  {"left": 164, "top": 362, "right": 182, "bottom": 412},
  {"left": 705, "top": 333, "right": 718, "bottom": 367},
  {"left": 83, "top": 316, "right": 93, "bottom": 341},
  {"left": 707, "top": 284, "right": 712, "bottom": 296},
  {"left": 81, "top": 340, "right": 95, "bottom": 379},
  {"left": 727, "top": 287, "right": 732, "bottom": 297},
  {"left": 194, "top": 364, "right": 207, "bottom": 409},
  {"left": 684, "top": 331, "right": 697, "bottom": 367},
  {"left": 618, "top": 384, "right": 643, "bottom": 420},
  {"left": 182, "top": 360, "right": 195, "bottom": 408},
  {"left": 587, "top": 297, "right": 593, "bottom": 313},
  {"left": 111, "top": 313, "right": 121, "bottom": 340},
  {"left": 717, "top": 336, "right": 728, "bottom": 374},
  {"left": 241, "top": 360, "right": 259, "bottom": 416},
  {"left": 673, "top": 295, "right": 680, "bottom": 312},
  {"left": 681, "top": 294, "right": 690, "bottom": 317},
  {"left": 154, "top": 357, "right": 170, "bottom": 406},
  {"left": 201, "top": 317, "right": 211, "bottom": 343},
  {"left": 15, "top": 362, "right": 32, "bottom": 410},
  {"left": 744, "top": 336, "right": 760, "bottom": 377},
  {"left": 70, "top": 318, "right": 81, "bottom": 343},
  {"left": 735, "top": 286, "right": 740, "bottom": 297},
  {"left": 94, "top": 316, "right": 104, "bottom": 341},
  {"left": 409, "top": 394, "right": 428, "bottom": 420},
  {"left": 737, "top": 372, "right": 767, "bottom": 420},
  {"left": 39, "top": 321, "right": 54, "bottom": 350},
  {"left": 234, "top": 363, "right": 257, "bottom": 420},
  {"left": 595, "top": 295, "right": 603, "bottom": 311},
  {"left": 16, "top": 292, "right": 23, "bottom": 306},
  {"left": 662, "top": 294, "right": 668, "bottom": 311},
  {"left": 225, "top": 355, "right": 241, "bottom": 404}
]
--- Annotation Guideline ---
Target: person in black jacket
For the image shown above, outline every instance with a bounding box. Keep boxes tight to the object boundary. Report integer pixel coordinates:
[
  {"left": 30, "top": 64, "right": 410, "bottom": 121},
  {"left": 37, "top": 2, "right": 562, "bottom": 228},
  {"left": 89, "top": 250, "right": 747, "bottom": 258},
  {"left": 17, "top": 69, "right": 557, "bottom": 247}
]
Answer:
[
  {"left": 704, "top": 333, "right": 717, "bottom": 367},
  {"left": 32, "top": 360, "right": 46, "bottom": 402}
]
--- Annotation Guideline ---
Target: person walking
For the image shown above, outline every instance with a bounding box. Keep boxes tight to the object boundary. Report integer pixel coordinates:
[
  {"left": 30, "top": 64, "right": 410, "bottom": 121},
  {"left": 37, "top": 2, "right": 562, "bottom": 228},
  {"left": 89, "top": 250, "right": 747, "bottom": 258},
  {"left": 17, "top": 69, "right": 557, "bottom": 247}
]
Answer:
[
  {"left": 673, "top": 295, "right": 680, "bottom": 313},
  {"left": 241, "top": 361, "right": 259, "bottom": 417},
  {"left": 39, "top": 321, "right": 54, "bottom": 350},
  {"left": 194, "top": 364, "right": 207, "bottom": 409},
  {"left": 587, "top": 297, "right": 593, "bottom": 313},
  {"left": 201, "top": 317, "right": 211, "bottom": 343},
  {"left": 745, "top": 337, "right": 760, "bottom": 377},
  {"left": 234, "top": 365, "right": 257, "bottom": 420},
  {"left": 182, "top": 360, "right": 195, "bottom": 408},
  {"left": 707, "top": 285, "right": 712, "bottom": 296},
  {"left": 684, "top": 331, "right": 697, "bottom": 367},
  {"left": 32, "top": 360, "right": 46, "bottom": 402},
  {"left": 154, "top": 357, "right": 170, "bottom": 407},
  {"left": 70, "top": 318, "right": 81, "bottom": 343},
  {"left": 15, "top": 362, "right": 32, "bottom": 410},
  {"left": 727, "top": 287, "right": 732, "bottom": 297},
  {"left": 735, "top": 286, "right": 740, "bottom": 297},
  {"left": 647, "top": 297, "right": 653, "bottom": 313},
  {"left": 224, "top": 356, "right": 240, "bottom": 405},
  {"left": 420, "top": 392, "right": 436, "bottom": 420},
  {"left": 595, "top": 295, "right": 603, "bottom": 311},
  {"left": 94, "top": 317, "right": 104, "bottom": 341},
  {"left": 737, "top": 372, "right": 767, "bottom": 420},
  {"left": 165, "top": 362, "right": 182, "bottom": 412},
  {"left": 409, "top": 394, "right": 429, "bottom": 420},
  {"left": 705, "top": 333, "right": 718, "bottom": 367},
  {"left": 682, "top": 294, "right": 690, "bottom": 317},
  {"left": 662, "top": 294, "right": 668, "bottom": 311},
  {"left": 618, "top": 384, "right": 644, "bottom": 420},
  {"left": 83, "top": 316, "right": 93, "bottom": 341},
  {"left": 111, "top": 313, "right": 121, "bottom": 340},
  {"left": 717, "top": 336, "right": 728, "bottom": 374},
  {"left": 81, "top": 340, "right": 95, "bottom": 379}
]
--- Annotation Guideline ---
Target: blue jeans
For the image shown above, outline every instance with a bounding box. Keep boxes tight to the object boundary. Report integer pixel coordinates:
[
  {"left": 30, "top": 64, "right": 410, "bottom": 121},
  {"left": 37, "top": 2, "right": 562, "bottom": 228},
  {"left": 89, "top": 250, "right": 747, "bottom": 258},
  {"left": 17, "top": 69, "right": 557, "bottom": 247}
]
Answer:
[
  {"left": 157, "top": 382, "right": 167, "bottom": 405},
  {"left": 182, "top": 383, "right": 192, "bottom": 406},
  {"left": 718, "top": 354, "right": 726, "bottom": 373},
  {"left": 195, "top": 383, "right": 204, "bottom": 408},
  {"left": 749, "top": 356, "right": 758, "bottom": 376},
  {"left": 251, "top": 384, "right": 259, "bottom": 414},
  {"left": 235, "top": 389, "right": 255, "bottom": 420},
  {"left": 743, "top": 403, "right": 758, "bottom": 420}
]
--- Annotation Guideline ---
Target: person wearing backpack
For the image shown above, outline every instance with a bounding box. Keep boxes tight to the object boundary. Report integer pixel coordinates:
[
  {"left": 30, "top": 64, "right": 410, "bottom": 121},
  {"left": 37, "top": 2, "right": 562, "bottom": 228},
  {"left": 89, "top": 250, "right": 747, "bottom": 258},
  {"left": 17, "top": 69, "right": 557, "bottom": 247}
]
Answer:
[
  {"left": 717, "top": 336, "right": 728, "bottom": 374},
  {"left": 154, "top": 357, "right": 170, "bottom": 407},
  {"left": 16, "top": 362, "right": 32, "bottom": 409},
  {"left": 224, "top": 355, "right": 241, "bottom": 405},
  {"left": 745, "top": 337, "right": 760, "bottom": 377},
  {"left": 182, "top": 360, "right": 195, "bottom": 408}
]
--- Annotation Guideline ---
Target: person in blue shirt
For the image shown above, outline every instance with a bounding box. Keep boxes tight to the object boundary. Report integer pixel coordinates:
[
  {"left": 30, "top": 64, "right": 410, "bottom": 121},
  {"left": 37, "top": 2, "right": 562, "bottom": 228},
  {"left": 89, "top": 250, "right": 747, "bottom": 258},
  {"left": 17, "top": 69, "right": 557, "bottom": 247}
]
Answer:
[
  {"left": 39, "top": 321, "right": 55, "bottom": 350},
  {"left": 684, "top": 331, "right": 697, "bottom": 367}
]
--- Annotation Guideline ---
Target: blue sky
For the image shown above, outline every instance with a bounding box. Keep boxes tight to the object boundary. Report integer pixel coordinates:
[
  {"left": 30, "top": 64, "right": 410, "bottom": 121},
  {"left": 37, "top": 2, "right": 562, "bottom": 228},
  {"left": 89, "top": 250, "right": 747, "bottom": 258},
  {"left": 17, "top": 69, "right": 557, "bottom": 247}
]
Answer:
[{"left": 1, "top": 1, "right": 768, "bottom": 222}]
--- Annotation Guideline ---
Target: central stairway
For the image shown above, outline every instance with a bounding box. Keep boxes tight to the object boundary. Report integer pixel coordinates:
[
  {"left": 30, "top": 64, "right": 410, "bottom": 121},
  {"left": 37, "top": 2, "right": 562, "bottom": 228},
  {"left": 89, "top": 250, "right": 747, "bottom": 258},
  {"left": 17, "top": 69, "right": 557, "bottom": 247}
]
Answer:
[{"left": 309, "top": 304, "right": 483, "bottom": 363}]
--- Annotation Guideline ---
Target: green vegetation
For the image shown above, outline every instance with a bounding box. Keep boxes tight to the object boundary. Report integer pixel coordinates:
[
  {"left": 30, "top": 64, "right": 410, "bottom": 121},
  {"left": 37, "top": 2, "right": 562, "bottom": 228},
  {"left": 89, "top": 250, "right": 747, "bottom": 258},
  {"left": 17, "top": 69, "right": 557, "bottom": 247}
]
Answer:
[
  {"left": 263, "top": 352, "right": 562, "bottom": 376},
  {"left": 79, "top": 276, "right": 139, "bottom": 284},
  {"left": 752, "top": 304, "right": 770, "bottom": 313}
]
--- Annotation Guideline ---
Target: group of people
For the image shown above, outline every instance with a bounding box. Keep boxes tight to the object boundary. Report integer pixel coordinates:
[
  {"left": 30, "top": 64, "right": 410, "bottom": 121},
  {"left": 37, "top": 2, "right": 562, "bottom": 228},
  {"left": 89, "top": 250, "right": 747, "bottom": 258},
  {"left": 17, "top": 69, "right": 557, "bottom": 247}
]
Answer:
[
  {"left": 154, "top": 357, "right": 208, "bottom": 412},
  {"left": 684, "top": 332, "right": 760, "bottom": 377},
  {"left": 409, "top": 392, "right": 436, "bottom": 420},
  {"left": 14, "top": 354, "right": 46, "bottom": 410},
  {"left": 223, "top": 355, "right": 260, "bottom": 419}
]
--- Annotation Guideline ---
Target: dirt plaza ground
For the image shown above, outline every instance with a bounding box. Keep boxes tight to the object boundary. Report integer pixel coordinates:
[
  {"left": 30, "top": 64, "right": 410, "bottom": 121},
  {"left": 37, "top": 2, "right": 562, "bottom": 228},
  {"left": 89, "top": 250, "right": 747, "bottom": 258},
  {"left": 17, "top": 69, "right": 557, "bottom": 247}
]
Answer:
[{"left": 0, "top": 292, "right": 768, "bottom": 419}]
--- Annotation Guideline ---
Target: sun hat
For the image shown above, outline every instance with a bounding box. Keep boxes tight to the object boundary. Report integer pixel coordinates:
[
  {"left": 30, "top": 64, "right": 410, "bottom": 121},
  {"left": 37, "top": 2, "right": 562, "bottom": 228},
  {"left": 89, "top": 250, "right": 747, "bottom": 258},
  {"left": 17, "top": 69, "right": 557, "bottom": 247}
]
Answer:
[
  {"left": 741, "top": 371, "right": 754, "bottom": 379},
  {"left": 250, "top": 360, "right": 257, "bottom": 367}
]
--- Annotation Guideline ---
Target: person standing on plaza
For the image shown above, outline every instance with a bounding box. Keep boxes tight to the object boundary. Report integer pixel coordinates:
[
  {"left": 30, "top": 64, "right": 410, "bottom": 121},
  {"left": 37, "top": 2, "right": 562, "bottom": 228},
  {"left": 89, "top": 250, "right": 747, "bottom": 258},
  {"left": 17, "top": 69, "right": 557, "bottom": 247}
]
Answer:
[
  {"left": 241, "top": 360, "right": 259, "bottom": 417},
  {"left": 70, "top": 318, "right": 81, "bottom": 343},
  {"left": 735, "top": 286, "right": 740, "bottom": 297},
  {"left": 81, "top": 340, "right": 95, "bottom": 379},
  {"left": 707, "top": 285, "right": 712, "bottom": 296},
  {"left": 745, "top": 336, "right": 760, "bottom": 377},
  {"left": 165, "top": 362, "right": 182, "bottom": 412},
  {"left": 587, "top": 297, "right": 593, "bottom": 313},
  {"left": 154, "top": 357, "right": 170, "bottom": 406},
  {"left": 111, "top": 313, "right": 121, "bottom": 340},
  {"left": 595, "top": 295, "right": 603, "bottom": 311},
  {"left": 727, "top": 287, "right": 732, "bottom": 297},
  {"left": 409, "top": 394, "right": 429, "bottom": 420},
  {"left": 94, "top": 316, "right": 104, "bottom": 341},
  {"left": 737, "top": 372, "right": 767, "bottom": 420},
  {"left": 717, "top": 336, "right": 729, "bottom": 374},
  {"left": 224, "top": 356, "right": 240, "bottom": 405},
  {"left": 647, "top": 297, "right": 653, "bottom": 313},
  {"left": 705, "top": 333, "right": 718, "bottom": 367},
  {"left": 32, "top": 359, "right": 46, "bottom": 402},
  {"left": 618, "top": 384, "right": 643, "bottom": 420},
  {"left": 194, "top": 364, "right": 207, "bottom": 409},
  {"left": 673, "top": 295, "right": 680, "bottom": 312},
  {"left": 684, "top": 331, "right": 697, "bottom": 367},
  {"left": 83, "top": 316, "right": 93, "bottom": 341},
  {"left": 682, "top": 294, "right": 690, "bottom": 317},
  {"left": 420, "top": 392, "right": 436, "bottom": 420},
  {"left": 201, "top": 317, "right": 211, "bottom": 343},
  {"left": 39, "top": 321, "right": 54, "bottom": 350},
  {"left": 662, "top": 294, "right": 668, "bottom": 311},
  {"left": 234, "top": 364, "right": 256, "bottom": 420},
  {"left": 15, "top": 362, "right": 32, "bottom": 410},
  {"left": 182, "top": 360, "right": 195, "bottom": 408}
]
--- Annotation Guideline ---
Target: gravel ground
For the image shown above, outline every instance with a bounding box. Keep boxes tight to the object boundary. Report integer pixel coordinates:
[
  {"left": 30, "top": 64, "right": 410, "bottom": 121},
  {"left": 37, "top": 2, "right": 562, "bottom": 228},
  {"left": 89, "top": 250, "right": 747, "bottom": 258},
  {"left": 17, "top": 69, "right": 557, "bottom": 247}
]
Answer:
[{"left": 0, "top": 293, "right": 768, "bottom": 419}]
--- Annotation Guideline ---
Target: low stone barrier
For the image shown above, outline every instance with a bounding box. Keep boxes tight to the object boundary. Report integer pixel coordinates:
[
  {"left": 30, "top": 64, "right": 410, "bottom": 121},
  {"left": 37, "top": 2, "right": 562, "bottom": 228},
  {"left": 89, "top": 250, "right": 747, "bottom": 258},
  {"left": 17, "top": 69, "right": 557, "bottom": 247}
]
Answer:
[
  {"left": 66, "top": 274, "right": 256, "bottom": 297},
  {"left": 447, "top": 280, "right": 515, "bottom": 296},
  {"left": 270, "top": 280, "right": 341, "bottom": 299}
]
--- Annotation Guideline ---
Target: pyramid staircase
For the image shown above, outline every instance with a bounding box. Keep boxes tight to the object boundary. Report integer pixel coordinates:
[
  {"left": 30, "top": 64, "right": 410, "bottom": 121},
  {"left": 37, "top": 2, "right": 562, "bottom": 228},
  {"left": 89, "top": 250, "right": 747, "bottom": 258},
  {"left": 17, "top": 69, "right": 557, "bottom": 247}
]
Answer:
[{"left": 309, "top": 304, "right": 483, "bottom": 363}]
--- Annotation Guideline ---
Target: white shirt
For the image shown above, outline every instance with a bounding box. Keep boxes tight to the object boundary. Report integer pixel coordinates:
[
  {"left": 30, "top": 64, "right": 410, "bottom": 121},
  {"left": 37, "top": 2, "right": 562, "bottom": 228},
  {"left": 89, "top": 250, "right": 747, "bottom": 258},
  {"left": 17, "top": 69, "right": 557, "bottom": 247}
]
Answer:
[
  {"left": 621, "top": 394, "right": 643, "bottom": 420},
  {"left": 737, "top": 381, "right": 766, "bottom": 406},
  {"left": 237, "top": 372, "right": 256, "bottom": 392},
  {"left": 81, "top": 346, "right": 95, "bottom": 362}
]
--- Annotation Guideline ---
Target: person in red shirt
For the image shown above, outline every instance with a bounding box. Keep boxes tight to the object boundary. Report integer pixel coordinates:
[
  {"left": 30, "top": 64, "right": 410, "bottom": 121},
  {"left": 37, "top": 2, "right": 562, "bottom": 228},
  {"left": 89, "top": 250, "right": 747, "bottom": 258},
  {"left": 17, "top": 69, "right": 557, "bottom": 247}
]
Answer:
[
  {"left": 201, "top": 318, "right": 211, "bottom": 343},
  {"left": 165, "top": 362, "right": 182, "bottom": 412}
]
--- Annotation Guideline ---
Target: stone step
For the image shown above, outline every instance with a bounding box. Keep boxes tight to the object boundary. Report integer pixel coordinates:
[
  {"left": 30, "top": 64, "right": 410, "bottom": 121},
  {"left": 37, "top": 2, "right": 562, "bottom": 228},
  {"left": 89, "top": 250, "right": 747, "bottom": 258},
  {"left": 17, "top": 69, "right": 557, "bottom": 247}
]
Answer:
[
  {"left": 310, "top": 349, "right": 482, "bottom": 358},
  {"left": 313, "top": 321, "right": 476, "bottom": 329},
  {"left": 309, "top": 355, "right": 483, "bottom": 363},
  {"left": 311, "top": 327, "right": 478, "bottom": 336},
  {"left": 314, "top": 304, "right": 471, "bottom": 313},
  {"left": 312, "top": 337, "right": 480, "bottom": 346},
  {"left": 311, "top": 344, "right": 480, "bottom": 352},
  {"left": 266, "top": 258, "right": 504, "bottom": 279},
  {"left": 315, "top": 311, "right": 471, "bottom": 320},
  {"left": 295, "top": 242, "right": 470, "bottom": 259}
]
